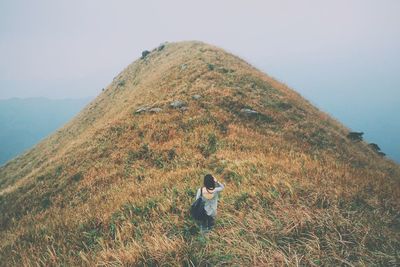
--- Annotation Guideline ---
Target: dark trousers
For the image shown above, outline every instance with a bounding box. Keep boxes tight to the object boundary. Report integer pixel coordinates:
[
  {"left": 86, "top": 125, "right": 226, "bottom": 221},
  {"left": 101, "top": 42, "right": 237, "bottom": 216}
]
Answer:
[{"left": 201, "top": 215, "right": 215, "bottom": 229}]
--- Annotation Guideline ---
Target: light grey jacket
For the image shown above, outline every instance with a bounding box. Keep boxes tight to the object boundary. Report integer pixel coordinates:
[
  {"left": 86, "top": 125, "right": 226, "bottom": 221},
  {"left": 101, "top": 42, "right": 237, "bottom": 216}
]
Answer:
[{"left": 195, "top": 182, "right": 225, "bottom": 217}]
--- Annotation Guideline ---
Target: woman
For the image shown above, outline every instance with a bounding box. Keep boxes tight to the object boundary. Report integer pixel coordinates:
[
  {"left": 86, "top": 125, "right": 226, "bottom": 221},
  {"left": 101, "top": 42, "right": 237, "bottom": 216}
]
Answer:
[{"left": 195, "top": 174, "right": 225, "bottom": 230}]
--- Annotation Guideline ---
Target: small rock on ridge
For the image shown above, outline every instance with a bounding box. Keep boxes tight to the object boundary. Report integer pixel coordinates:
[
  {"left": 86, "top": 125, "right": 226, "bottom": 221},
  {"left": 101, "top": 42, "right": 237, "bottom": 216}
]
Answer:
[
  {"left": 170, "top": 100, "right": 187, "bottom": 108},
  {"left": 240, "top": 108, "right": 258, "bottom": 115},
  {"left": 149, "top": 107, "right": 163, "bottom": 113},
  {"left": 192, "top": 95, "right": 201, "bottom": 100},
  {"left": 135, "top": 107, "right": 149, "bottom": 113}
]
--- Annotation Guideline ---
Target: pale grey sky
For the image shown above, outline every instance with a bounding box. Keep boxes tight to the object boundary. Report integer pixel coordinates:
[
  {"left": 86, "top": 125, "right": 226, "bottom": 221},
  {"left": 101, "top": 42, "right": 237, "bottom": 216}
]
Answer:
[{"left": 0, "top": 0, "right": 399, "bottom": 162}]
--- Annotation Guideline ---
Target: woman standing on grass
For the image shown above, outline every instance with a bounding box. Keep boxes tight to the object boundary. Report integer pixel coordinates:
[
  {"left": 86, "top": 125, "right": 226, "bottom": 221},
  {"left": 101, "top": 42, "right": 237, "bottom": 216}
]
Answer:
[{"left": 195, "top": 174, "right": 225, "bottom": 231}]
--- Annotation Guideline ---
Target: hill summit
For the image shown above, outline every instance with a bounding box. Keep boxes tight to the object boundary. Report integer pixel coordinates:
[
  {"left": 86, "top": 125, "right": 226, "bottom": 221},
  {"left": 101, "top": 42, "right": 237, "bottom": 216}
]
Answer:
[{"left": 1, "top": 41, "right": 399, "bottom": 266}]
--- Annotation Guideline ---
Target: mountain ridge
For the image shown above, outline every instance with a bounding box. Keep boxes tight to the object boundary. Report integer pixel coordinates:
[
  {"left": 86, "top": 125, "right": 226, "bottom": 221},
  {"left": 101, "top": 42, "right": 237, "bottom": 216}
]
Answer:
[{"left": 0, "top": 41, "right": 399, "bottom": 266}]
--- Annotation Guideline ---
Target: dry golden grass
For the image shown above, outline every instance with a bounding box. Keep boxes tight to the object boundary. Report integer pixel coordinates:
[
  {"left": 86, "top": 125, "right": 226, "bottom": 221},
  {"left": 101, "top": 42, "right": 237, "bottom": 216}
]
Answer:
[{"left": 0, "top": 41, "right": 399, "bottom": 266}]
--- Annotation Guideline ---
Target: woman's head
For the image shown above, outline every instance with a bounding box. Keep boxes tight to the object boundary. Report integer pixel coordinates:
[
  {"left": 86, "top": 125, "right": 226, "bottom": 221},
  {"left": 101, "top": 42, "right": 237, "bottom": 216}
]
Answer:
[{"left": 203, "top": 174, "right": 215, "bottom": 190}]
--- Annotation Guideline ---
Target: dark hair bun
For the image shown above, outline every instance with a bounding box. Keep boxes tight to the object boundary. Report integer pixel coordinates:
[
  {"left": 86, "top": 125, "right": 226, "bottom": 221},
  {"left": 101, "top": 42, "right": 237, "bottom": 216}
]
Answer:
[{"left": 204, "top": 174, "right": 215, "bottom": 190}]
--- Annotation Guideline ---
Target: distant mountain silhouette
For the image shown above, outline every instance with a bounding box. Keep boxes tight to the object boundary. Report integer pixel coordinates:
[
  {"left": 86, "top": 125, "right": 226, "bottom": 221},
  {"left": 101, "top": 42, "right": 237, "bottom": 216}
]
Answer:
[{"left": 0, "top": 97, "right": 91, "bottom": 165}]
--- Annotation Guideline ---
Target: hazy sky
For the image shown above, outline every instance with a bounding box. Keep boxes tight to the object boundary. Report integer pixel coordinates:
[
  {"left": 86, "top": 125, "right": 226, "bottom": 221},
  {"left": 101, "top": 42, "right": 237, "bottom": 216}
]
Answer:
[{"left": 0, "top": 0, "right": 399, "bottom": 162}]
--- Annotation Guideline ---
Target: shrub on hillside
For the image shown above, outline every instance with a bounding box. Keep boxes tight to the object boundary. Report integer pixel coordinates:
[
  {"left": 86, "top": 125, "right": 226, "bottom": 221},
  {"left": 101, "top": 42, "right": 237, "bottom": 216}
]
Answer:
[
  {"left": 141, "top": 50, "right": 150, "bottom": 59},
  {"left": 199, "top": 133, "right": 219, "bottom": 157},
  {"left": 276, "top": 102, "right": 292, "bottom": 111},
  {"left": 71, "top": 172, "right": 83, "bottom": 182},
  {"left": 347, "top": 132, "right": 364, "bottom": 142},
  {"left": 125, "top": 144, "right": 177, "bottom": 170},
  {"left": 234, "top": 192, "right": 250, "bottom": 210},
  {"left": 40, "top": 193, "right": 52, "bottom": 210},
  {"left": 368, "top": 143, "right": 385, "bottom": 156},
  {"left": 131, "top": 144, "right": 152, "bottom": 161},
  {"left": 117, "top": 80, "right": 126, "bottom": 87},
  {"left": 369, "top": 143, "right": 381, "bottom": 151},
  {"left": 157, "top": 43, "right": 165, "bottom": 51}
]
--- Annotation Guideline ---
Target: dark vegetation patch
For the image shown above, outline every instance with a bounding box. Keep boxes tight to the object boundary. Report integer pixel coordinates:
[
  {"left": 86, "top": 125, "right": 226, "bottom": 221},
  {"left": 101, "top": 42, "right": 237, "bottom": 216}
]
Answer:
[
  {"left": 151, "top": 128, "right": 173, "bottom": 143},
  {"left": 217, "top": 67, "right": 234, "bottom": 74},
  {"left": 70, "top": 172, "right": 83, "bottom": 182},
  {"left": 117, "top": 80, "right": 126, "bottom": 87},
  {"left": 218, "top": 121, "right": 229, "bottom": 134},
  {"left": 223, "top": 169, "right": 243, "bottom": 186},
  {"left": 263, "top": 98, "right": 294, "bottom": 112},
  {"left": 284, "top": 125, "right": 336, "bottom": 152},
  {"left": 207, "top": 158, "right": 228, "bottom": 175},
  {"left": 275, "top": 102, "right": 292, "bottom": 111},
  {"left": 253, "top": 112, "right": 274, "bottom": 123},
  {"left": 0, "top": 165, "right": 68, "bottom": 230},
  {"left": 108, "top": 124, "right": 126, "bottom": 137},
  {"left": 350, "top": 159, "right": 368, "bottom": 169},
  {"left": 157, "top": 43, "right": 165, "bottom": 51},
  {"left": 128, "top": 144, "right": 153, "bottom": 162},
  {"left": 124, "top": 144, "right": 178, "bottom": 174},
  {"left": 205, "top": 61, "right": 234, "bottom": 75},
  {"left": 39, "top": 193, "right": 52, "bottom": 210},
  {"left": 238, "top": 75, "right": 281, "bottom": 95},
  {"left": 287, "top": 112, "right": 305, "bottom": 122},
  {"left": 368, "top": 143, "right": 380, "bottom": 152},
  {"left": 78, "top": 218, "right": 104, "bottom": 250},
  {"left": 233, "top": 192, "right": 250, "bottom": 210},
  {"left": 347, "top": 132, "right": 363, "bottom": 142},
  {"left": 369, "top": 143, "right": 385, "bottom": 156},
  {"left": 167, "top": 148, "right": 177, "bottom": 161},
  {"left": 308, "top": 128, "right": 335, "bottom": 150},
  {"left": 37, "top": 173, "right": 51, "bottom": 181},
  {"left": 198, "top": 133, "right": 219, "bottom": 158},
  {"left": 177, "top": 114, "right": 219, "bottom": 133},
  {"left": 141, "top": 50, "right": 150, "bottom": 59}
]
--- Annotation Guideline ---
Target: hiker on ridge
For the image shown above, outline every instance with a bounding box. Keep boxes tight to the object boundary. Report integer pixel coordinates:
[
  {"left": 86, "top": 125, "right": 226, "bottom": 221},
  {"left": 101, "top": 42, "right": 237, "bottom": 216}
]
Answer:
[{"left": 195, "top": 174, "right": 225, "bottom": 230}]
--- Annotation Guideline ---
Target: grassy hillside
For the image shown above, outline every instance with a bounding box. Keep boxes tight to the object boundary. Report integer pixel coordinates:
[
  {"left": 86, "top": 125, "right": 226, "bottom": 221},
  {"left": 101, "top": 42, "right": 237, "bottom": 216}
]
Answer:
[
  {"left": 0, "top": 97, "right": 91, "bottom": 166},
  {"left": 0, "top": 41, "right": 399, "bottom": 266}
]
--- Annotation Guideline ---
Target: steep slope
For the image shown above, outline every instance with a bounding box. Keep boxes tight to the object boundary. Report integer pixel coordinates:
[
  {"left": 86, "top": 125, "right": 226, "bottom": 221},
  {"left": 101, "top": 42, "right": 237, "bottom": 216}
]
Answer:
[{"left": 0, "top": 41, "right": 399, "bottom": 266}]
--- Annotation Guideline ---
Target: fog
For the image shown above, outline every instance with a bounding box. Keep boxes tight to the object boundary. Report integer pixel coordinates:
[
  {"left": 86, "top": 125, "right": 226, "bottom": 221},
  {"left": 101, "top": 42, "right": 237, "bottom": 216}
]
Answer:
[{"left": 1, "top": 0, "right": 399, "bottom": 162}]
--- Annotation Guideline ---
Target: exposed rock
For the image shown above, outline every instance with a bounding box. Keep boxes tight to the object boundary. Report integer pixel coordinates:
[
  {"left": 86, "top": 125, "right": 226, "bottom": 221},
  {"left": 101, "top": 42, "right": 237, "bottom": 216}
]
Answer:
[
  {"left": 135, "top": 107, "right": 149, "bottom": 114},
  {"left": 240, "top": 108, "right": 258, "bottom": 115},
  {"left": 180, "top": 106, "right": 188, "bottom": 112},
  {"left": 170, "top": 100, "right": 187, "bottom": 109},
  {"left": 135, "top": 106, "right": 163, "bottom": 114},
  {"left": 149, "top": 107, "right": 163, "bottom": 113},
  {"left": 192, "top": 94, "right": 201, "bottom": 100}
]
